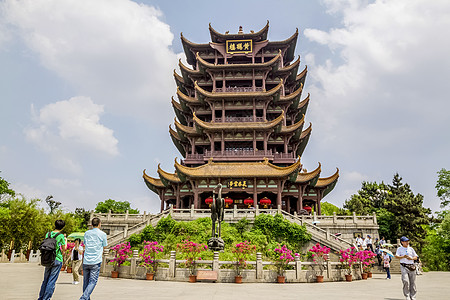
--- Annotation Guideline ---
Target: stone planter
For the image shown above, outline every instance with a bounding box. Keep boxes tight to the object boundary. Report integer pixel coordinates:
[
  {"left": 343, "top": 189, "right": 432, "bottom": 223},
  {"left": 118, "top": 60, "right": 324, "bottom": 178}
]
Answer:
[
  {"left": 66, "top": 267, "right": 72, "bottom": 273},
  {"left": 316, "top": 275, "right": 324, "bottom": 283},
  {"left": 146, "top": 273, "right": 154, "bottom": 280},
  {"left": 61, "top": 266, "right": 66, "bottom": 271},
  {"left": 367, "top": 272, "right": 372, "bottom": 278},
  {"left": 111, "top": 271, "right": 119, "bottom": 278},
  {"left": 345, "top": 274, "right": 352, "bottom": 282},
  {"left": 235, "top": 275, "right": 243, "bottom": 284},
  {"left": 361, "top": 273, "right": 368, "bottom": 280},
  {"left": 277, "top": 276, "right": 285, "bottom": 283},
  {"left": 189, "top": 275, "right": 197, "bottom": 283}
]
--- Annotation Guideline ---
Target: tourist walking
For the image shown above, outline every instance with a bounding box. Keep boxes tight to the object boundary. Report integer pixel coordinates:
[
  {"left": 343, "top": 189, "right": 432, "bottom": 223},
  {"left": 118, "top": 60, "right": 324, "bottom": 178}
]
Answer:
[
  {"left": 375, "top": 245, "right": 382, "bottom": 266},
  {"left": 79, "top": 218, "right": 108, "bottom": 300},
  {"left": 38, "top": 220, "right": 67, "bottom": 300},
  {"left": 72, "top": 238, "right": 84, "bottom": 285},
  {"left": 364, "top": 235, "right": 373, "bottom": 252},
  {"left": 356, "top": 234, "right": 363, "bottom": 250},
  {"left": 395, "top": 236, "right": 418, "bottom": 300},
  {"left": 383, "top": 251, "right": 391, "bottom": 279}
]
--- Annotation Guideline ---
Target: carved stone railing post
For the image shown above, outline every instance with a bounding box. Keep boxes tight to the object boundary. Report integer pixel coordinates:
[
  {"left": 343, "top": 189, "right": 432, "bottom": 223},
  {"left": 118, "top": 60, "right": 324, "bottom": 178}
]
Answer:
[
  {"left": 125, "top": 210, "right": 129, "bottom": 220},
  {"left": 325, "top": 228, "right": 330, "bottom": 241},
  {"left": 101, "top": 249, "right": 109, "bottom": 274},
  {"left": 107, "top": 210, "right": 111, "bottom": 221},
  {"left": 326, "top": 260, "right": 332, "bottom": 279},
  {"left": 143, "top": 211, "right": 147, "bottom": 221},
  {"left": 169, "top": 251, "right": 176, "bottom": 278},
  {"left": 212, "top": 251, "right": 219, "bottom": 272},
  {"left": 130, "top": 249, "right": 139, "bottom": 277},
  {"left": 233, "top": 205, "right": 237, "bottom": 218},
  {"left": 190, "top": 204, "right": 194, "bottom": 218},
  {"left": 373, "top": 212, "right": 377, "bottom": 224},
  {"left": 123, "top": 224, "right": 128, "bottom": 238},
  {"left": 10, "top": 250, "right": 15, "bottom": 263},
  {"left": 255, "top": 204, "right": 259, "bottom": 216},
  {"left": 333, "top": 212, "right": 337, "bottom": 224},
  {"left": 277, "top": 205, "right": 282, "bottom": 214},
  {"left": 295, "top": 255, "right": 301, "bottom": 279},
  {"left": 169, "top": 205, "right": 174, "bottom": 216},
  {"left": 256, "top": 252, "right": 263, "bottom": 279},
  {"left": 353, "top": 211, "right": 357, "bottom": 224}
]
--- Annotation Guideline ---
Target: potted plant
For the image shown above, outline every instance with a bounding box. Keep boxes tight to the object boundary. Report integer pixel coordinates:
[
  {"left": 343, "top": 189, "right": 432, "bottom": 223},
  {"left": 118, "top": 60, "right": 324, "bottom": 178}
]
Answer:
[
  {"left": 273, "top": 244, "right": 295, "bottom": 283},
  {"left": 139, "top": 241, "right": 164, "bottom": 280},
  {"left": 231, "top": 241, "right": 256, "bottom": 283},
  {"left": 177, "top": 240, "right": 207, "bottom": 283},
  {"left": 308, "top": 243, "right": 331, "bottom": 283},
  {"left": 357, "top": 250, "right": 376, "bottom": 279},
  {"left": 110, "top": 242, "right": 132, "bottom": 278},
  {"left": 339, "top": 247, "right": 358, "bottom": 281}
]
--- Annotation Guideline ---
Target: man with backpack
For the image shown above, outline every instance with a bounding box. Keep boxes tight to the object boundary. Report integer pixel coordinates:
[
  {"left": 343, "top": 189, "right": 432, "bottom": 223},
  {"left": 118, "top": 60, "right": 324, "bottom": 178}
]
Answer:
[{"left": 38, "top": 219, "right": 67, "bottom": 300}]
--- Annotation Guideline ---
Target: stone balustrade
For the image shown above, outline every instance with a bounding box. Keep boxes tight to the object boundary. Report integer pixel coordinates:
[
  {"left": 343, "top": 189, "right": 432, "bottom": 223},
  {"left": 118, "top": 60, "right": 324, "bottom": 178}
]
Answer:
[{"left": 100, "top": 249, "right": 365, "bottom": 283}]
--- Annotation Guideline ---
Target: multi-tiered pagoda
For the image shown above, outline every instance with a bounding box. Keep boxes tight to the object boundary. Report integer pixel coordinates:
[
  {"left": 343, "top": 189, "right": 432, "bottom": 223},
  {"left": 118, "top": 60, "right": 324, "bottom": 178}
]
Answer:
[{"left": 143, "top": 22, "right": 338, "bottom": 215}]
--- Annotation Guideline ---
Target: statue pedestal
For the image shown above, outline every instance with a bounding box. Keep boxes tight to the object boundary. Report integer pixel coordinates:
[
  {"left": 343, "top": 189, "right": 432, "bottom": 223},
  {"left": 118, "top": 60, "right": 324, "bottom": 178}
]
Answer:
[{"left": 208, "top": 237, "right": 225, "bottom": 251}]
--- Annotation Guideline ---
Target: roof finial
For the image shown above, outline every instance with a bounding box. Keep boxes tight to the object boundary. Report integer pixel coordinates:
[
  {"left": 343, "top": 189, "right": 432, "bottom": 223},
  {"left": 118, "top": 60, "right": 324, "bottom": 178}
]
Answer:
[{"left": 238, "top": 26, "right": 243, "bottom": 34}]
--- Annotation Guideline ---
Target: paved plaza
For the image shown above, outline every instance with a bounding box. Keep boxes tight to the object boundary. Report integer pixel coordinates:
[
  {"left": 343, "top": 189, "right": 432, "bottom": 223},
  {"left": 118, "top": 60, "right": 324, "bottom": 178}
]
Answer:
[{"left": 1, "top": 263, "right": 449, "bottom": 299}]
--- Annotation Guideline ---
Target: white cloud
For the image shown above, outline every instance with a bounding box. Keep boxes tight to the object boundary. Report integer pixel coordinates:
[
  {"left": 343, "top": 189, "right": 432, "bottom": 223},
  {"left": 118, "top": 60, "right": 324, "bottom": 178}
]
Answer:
[
  {"left": 1, "top": 0, "right": 178, "bottom": 121},
  {"left": 47, "top": 178, "right": 81, "bottom": 188},
  {"left": 24, "top": 96, "right": 118, "bottom": 173},
  {"left": 302, "top": 0, "right": 450, "bottom": 210}
]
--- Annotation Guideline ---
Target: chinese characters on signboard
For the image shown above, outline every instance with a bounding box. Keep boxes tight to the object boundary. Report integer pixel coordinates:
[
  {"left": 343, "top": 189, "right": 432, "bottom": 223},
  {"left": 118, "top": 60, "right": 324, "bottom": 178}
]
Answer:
[
  {"left": 227, "top": 180, "right": 248, "bottom": 189},
  {"left": 226, "top": 39, "right": 252, "bottom": 54}
]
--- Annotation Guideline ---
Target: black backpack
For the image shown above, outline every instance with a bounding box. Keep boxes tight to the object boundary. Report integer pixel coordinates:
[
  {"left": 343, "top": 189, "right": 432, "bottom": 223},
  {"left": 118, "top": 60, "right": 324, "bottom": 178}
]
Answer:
[{"left": 39, "top": 231, "right": 62, "bottom": 267}]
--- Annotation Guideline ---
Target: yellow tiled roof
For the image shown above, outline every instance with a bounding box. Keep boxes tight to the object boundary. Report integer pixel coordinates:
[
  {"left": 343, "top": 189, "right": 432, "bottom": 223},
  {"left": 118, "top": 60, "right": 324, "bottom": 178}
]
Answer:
[
  {"left": 280, "top": 83, "right": 303, "bottom": 102},
  {"left": 277, "top": 56, "right": 300, "bottom": 73},
  {"left": 179, "top": 59, "right": 201, "bottom": 75},
  {"left": 193, "top": 112, "right": 284, "bottom": 131},
  {"left": 143, "top": 169, "right": 165, "bottom": 188},
  {"left": 209, "top": 21, "right": 269, "bottom": 41},
  {"left": 174, "top": 118, "right": 197, "bottom": 135},
  {"left": 315, "top": 169, "right": 340, "bottom": 187},
  {"left": 295, "top": 163, "right": 321, "bottom": 183},
  {"left": 175, "top": 157, "right": 301, "bottom": 178},
  {"left": 196, "top": 51, "right": 281, "bottom": 70},
  {"left": 280, "top": 114, "right": 304, "bottom": 134},
  {"left": 169, "top": 125, "right": 182, "bottom": 141},
  {"left": 158, "top": 164, "right": 182, "bottom": 183},
  {"left": 177, "top": 88, "right": 201, "bottom": 104},
  {"left": 195, "top": 80, "right": 283, "bottom": 99}
]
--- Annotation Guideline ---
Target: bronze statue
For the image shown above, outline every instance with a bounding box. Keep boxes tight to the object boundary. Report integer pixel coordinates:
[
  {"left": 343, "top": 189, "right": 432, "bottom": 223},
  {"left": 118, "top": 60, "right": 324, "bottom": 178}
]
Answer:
[{"left": 208, "top": 183, "right": 225, "bottom": 251}]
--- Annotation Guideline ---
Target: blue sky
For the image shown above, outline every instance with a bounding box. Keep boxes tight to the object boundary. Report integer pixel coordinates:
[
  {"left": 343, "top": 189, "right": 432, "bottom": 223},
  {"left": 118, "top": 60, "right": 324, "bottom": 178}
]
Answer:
[{"left": 1, "top": 0, "right": 449, "bottom": 214}]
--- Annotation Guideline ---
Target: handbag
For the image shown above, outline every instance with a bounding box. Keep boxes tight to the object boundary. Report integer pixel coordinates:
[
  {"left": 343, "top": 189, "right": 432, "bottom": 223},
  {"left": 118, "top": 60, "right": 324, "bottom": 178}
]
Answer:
[{"left": 401, "top": 263, "right": 416, "bottom": 271}]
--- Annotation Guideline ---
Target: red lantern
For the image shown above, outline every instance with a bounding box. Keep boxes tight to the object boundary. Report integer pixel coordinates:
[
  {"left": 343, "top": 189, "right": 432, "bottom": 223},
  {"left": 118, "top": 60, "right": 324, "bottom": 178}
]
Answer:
[
  {"left": 205, "top": 197, "right": 213, "bottom": 207},
  {"left": 303, "top": 206, "right": 312, "bottom": 213},
  {"left": 260, "top": 197, "right": 271, "bottom": 208},
  {"left": 244, "top": 197, "right": 254, "bottom": 208},
  {"left": 224, "top": 197, "right": 233, "bottom": 208}
]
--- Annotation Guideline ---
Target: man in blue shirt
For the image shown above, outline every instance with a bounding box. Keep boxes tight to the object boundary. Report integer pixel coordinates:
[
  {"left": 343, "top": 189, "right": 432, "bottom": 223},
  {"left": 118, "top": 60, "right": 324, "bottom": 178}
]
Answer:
[{"left": 79, "top": 217, "right": 108, "bottom": 300}]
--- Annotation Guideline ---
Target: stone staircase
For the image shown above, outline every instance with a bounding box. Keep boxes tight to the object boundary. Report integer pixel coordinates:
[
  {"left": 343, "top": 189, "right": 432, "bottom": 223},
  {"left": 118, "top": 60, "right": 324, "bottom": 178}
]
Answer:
[{"left": 102, "top": 206, "right": 354, "bottom": 252}]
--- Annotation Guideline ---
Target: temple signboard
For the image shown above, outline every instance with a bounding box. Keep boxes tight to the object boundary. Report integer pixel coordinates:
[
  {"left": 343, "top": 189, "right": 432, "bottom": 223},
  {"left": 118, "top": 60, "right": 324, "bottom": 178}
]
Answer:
[
  {"left": 227, "top": 179, "right": 248, "bottom": 189},
  {"left": 226, "top": 39, "right": 252, "bottom": 54}
]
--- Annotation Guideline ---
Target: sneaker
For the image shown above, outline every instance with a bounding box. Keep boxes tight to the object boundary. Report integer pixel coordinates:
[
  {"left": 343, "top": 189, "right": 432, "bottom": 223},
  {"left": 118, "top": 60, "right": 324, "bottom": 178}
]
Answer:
[{"left": 73, "top": 281, "right": 79, "bottom": 285}]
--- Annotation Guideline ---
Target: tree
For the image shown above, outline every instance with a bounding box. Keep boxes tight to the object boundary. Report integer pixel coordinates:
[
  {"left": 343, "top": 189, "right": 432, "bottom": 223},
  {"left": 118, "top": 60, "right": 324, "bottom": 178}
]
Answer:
[
  {"left": 0, "top": 173, "right": 15, "bottom": 201},
  {"left": 436, "top": 168, "right": 450, "bottom": 208},
  {"left": 95, "top": 199, "right": 139, "bottom": 214},
  {"left": 45, "top": 195, "right": 61, "bottom": 214},
  {"left": 344, "top": 173, "right": 431, "bottom": 251},
  {"left": 73, "top": 208, "right": 90, "bottom": 231},
  {"left": 321, "top": 202, "right": 350, "bottom": 216}
]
